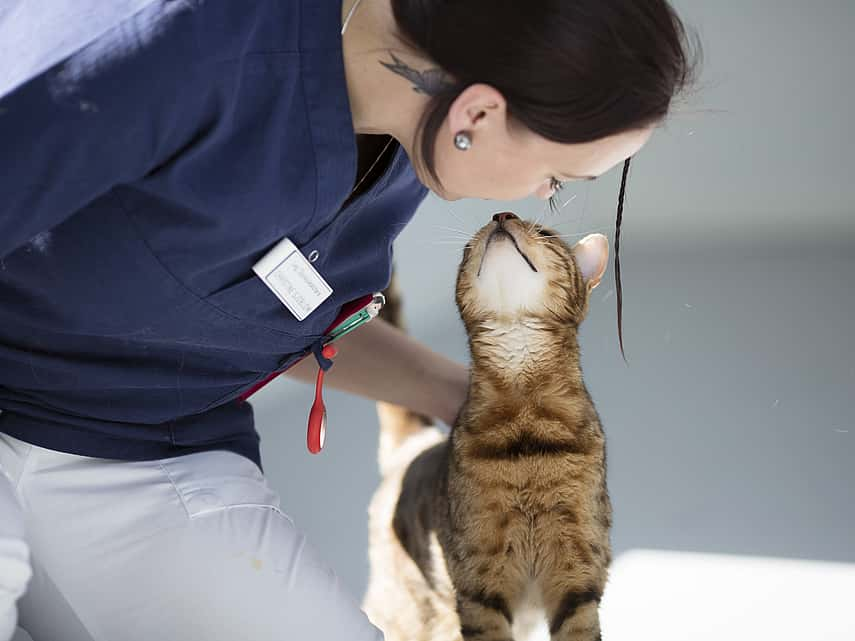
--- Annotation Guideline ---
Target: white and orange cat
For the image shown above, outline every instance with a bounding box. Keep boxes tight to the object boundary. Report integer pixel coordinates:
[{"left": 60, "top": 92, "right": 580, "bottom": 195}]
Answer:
[{"left": 364, "top": 213, "right": 612, "bottom": 641}]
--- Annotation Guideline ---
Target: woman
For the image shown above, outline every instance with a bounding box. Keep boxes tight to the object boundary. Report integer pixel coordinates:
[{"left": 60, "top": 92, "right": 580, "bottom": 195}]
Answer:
[{"left": 0, "top": 1, "right": 697, "bottom": 639}]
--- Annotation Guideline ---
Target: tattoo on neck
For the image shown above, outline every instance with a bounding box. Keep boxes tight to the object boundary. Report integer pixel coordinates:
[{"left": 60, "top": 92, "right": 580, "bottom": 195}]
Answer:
[{"left": 379, "top": 52, "right": 453, "bottom": 96}]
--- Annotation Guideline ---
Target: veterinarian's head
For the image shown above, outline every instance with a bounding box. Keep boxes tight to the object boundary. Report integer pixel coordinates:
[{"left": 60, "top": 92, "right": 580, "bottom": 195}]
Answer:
[
  {"left": 455, "top": 213, "right": 609, "bottom": 329},
  {"left": 347, "top": 0, "right": 699, "bottom": 203}
]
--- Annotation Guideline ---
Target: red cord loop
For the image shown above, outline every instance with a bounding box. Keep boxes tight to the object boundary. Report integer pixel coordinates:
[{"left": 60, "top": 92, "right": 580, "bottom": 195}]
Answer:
[{"left": 307, "top": 344, "right": 338, "bottom": 454}]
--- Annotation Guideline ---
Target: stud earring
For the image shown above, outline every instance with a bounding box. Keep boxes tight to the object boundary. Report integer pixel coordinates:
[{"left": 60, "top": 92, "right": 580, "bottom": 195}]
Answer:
[{"left": 454, "top": 132, "right": 472, "bottom": 151}]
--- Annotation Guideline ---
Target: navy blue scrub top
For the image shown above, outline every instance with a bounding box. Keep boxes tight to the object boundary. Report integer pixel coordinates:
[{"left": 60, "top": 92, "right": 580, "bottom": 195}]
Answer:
[{"left": 0, "top": 0, "right": 429, "bottom": 471}]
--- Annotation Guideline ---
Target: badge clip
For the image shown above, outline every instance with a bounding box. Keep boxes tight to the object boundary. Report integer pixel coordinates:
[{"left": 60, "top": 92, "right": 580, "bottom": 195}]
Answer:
[{"left": 306, "top": 293, "right": 385, "bottom": 454}]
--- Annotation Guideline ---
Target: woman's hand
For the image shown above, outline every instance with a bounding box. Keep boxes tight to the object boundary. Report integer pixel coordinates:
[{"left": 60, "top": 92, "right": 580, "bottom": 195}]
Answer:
[{"left": 284, "top": 318, "right": 468, "bottom": 427}]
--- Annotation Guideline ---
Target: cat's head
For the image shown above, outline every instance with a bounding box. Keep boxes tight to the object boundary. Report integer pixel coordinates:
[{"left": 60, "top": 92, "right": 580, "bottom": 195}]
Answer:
[{"left": 455, "top": 213, "right": 608, "bottom": 331}]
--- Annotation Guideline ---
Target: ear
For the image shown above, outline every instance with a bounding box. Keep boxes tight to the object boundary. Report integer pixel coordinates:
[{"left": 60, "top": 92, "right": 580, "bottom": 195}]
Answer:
[
  {"left": 447, "top": 83, "right": 506, "bottom": 135},
  {"left": 571, "top": 233, "right": 609, "bottom": 290}
]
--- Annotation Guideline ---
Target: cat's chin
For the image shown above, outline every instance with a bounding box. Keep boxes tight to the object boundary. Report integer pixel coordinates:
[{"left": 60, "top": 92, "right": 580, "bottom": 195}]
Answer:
[
  {"left": 472, "top": 228, "right": 546, "bottom": 317},
  {"left": 482, "top": 228, "right": 537, "bottom": 273}
]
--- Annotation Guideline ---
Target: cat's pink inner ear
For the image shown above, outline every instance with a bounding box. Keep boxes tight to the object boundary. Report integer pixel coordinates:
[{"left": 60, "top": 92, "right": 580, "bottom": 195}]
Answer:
[{"left": 572, "top": 234, "right": 609, "bottom": 290}]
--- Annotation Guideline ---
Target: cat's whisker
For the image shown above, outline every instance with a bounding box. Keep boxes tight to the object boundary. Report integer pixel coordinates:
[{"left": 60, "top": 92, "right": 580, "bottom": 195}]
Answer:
[
  {"left": 579, "top": 181, "right": 592, "bottom": 227},
  {"left": 540, "top": 228, "right": 615, "bottom": 241},
  {"left": 432, "top": 231, "right": 470, "bottom": 239},
  {"left": 541, "top": 218, "right": 585, "bottom": 228},
  {"left": 429, "top": 193, "right": 475, "bottom": 230},
  {"left": 429, "top": 229, "right": 471, "bottom": 240},
  {"left": 422, "top": 239, "right": 471, "bottom": 246},
  {"left": 538, "top": 232, "right": 598, "bottom": 240},
  {"left": 438, "top": 201, "right": 469, "bottom": 228},
  {"left": 536, "top": 221, "right": 616, "bottom": 235},
  {"left": 433, "top": 225, "right": 473, "bottom": 237},
  {"left": 416, "top": 244, "right": 468, "bottom": 251},
  {"left": 561, "top": 193, "right": 579, "bottom": 209},
  {"left": 531, "top": 202, "right": 550, "bottom": 228},
  {"left": 432, "top": 236, "right": 471, "bottom": 244}
]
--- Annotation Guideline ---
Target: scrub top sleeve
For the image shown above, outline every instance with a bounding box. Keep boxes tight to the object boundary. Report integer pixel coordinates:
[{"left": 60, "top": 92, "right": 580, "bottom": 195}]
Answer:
[{"left": 0, "top": 61, "right": 171, "bottom": 259}]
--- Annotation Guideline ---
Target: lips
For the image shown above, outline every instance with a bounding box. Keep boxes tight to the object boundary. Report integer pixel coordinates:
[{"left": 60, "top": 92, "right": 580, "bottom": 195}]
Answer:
[{"left": 478, "top": 226, "right": 538, "bottom": 276}]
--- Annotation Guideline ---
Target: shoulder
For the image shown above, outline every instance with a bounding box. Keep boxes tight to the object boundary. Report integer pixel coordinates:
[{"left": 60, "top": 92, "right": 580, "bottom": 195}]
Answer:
[
  {"left": 0, "top": 1, "right": 304, "bottom": 100},
  {"left": 0, "top": 1, "right": 308, "bottom": 142},
  {"left": 71, "top": 1, "right": 302, "bottom": 83}
]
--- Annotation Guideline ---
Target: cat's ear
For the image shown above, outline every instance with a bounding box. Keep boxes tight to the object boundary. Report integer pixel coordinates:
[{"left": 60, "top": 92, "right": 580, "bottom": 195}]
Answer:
[{"left": 571, "top": 233, "right": 609, "bottom": 290}]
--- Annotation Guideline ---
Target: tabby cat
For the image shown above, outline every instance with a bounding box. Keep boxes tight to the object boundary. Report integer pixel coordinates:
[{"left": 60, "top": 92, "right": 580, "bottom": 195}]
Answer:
[{"left": 364, "top": 212, "right": 612, "bottom": 641}]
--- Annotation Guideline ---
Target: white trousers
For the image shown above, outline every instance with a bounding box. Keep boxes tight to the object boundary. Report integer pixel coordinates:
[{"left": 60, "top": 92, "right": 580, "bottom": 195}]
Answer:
[{"left": 0, "top": 432, "right": 383, "bottom": 641}]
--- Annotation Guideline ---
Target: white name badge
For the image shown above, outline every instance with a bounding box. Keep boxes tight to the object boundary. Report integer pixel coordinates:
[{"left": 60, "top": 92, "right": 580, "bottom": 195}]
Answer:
[{"left": 252, "top": 238, "right": 333, "bottom": 321}]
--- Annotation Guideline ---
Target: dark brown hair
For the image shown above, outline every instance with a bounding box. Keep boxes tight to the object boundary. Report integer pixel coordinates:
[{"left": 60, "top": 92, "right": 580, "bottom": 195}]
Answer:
[{"left": 391, "top": 0, "right": 700, "bottom": 358}]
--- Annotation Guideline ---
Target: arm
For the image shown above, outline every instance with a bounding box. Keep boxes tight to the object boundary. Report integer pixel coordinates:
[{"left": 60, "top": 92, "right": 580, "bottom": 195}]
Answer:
[{"left": 283, "top": 317, "right": 469, "bottom": 427}]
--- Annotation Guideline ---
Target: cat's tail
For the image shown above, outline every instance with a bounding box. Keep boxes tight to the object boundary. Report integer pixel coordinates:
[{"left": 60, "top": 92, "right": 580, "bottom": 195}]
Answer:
[{"left": 376, "top": 272, "right": 433, "bottom": 476}]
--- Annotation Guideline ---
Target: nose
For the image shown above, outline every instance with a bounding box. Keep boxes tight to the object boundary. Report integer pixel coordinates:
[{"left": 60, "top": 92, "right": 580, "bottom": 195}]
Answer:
[{"left": 492, "top": 212, "right": 519, "bottom": 225}]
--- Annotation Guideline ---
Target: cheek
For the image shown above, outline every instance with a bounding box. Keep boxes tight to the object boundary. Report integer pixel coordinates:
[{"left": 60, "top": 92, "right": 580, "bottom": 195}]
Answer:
[
  {"left": 446, "top": 158, "right": 543, "bottom": 200},
  {"left": 432, "top": 144, "right": 472, "bottom": 198},
  {"left": 490, "top": 157, "right": 551, "bottom": 200},
  {"left": 433, "top": 133, "right": 544, "bottom": 200},
  {"left": 492, "top": 170, "right": 547, "bottom": 200}
]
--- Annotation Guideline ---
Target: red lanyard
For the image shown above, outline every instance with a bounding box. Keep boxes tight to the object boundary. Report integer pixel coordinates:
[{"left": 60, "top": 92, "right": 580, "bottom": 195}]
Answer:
[{"left": 238, "top": 294, "right": 382, "bottom": 454}]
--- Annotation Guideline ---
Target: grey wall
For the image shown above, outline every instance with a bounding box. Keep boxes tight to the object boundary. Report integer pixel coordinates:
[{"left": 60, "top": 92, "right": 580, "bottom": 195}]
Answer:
[{"left": 251, "top": 0, "right": 855, "bottom": 600}]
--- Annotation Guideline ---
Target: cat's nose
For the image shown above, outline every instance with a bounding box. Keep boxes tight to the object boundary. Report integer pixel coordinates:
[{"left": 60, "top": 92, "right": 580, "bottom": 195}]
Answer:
[{"left": 492, "top": 212, "right": 518, "bottom": 225}]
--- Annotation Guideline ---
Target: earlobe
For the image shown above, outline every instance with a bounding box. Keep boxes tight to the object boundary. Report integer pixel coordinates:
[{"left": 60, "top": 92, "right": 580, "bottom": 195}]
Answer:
[
  {"left": 571, "top": 233, "right": 609, "bottom": 289},
  {"left": 454, "top": 132, "right": 472, "bottom": 150}
]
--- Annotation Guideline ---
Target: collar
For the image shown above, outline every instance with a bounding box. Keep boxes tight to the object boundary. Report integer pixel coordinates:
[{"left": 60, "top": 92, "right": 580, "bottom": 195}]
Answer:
[{"left": 298, "top": 0, "right": 406, "bottom": 219}]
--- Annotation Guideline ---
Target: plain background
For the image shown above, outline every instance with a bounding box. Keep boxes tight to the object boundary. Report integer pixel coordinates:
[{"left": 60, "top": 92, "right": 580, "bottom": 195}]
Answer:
[{"left": 249, "top": 0, "right": 855, "bottom": 602}]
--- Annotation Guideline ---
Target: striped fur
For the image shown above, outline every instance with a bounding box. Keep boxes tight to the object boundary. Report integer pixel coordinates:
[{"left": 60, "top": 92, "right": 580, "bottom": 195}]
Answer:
[{"left": 364, "top": 218, "right": 612, "bottom": 641}]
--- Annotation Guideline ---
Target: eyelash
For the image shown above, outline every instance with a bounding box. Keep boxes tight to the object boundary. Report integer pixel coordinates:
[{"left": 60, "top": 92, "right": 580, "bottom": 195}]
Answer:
[{"left": 548, "top": 177, "right": 565, "bottom": 213}]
